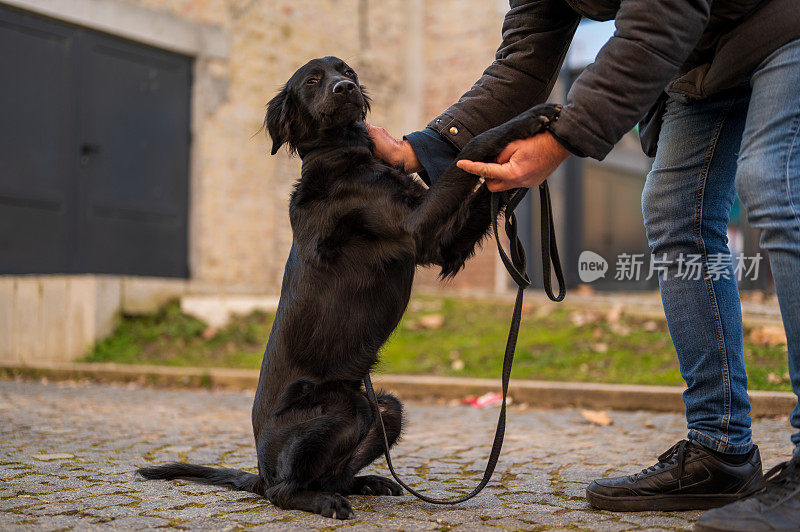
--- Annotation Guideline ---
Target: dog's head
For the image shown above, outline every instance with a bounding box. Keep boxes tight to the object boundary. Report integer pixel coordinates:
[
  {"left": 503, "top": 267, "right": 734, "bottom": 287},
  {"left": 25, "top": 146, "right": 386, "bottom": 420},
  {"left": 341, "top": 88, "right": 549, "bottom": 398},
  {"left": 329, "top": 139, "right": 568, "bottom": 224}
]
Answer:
[{"left": 265, "top": 56, "right": 371, "bottom": 156}]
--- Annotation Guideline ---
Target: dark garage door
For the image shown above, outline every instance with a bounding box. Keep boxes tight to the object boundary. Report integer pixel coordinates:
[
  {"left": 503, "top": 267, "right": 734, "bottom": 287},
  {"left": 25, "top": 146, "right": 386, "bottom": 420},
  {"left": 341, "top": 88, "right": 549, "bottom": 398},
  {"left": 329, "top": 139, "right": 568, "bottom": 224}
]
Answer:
[{"left": 0, "top": 6, "right": 191, "bottom": 277}]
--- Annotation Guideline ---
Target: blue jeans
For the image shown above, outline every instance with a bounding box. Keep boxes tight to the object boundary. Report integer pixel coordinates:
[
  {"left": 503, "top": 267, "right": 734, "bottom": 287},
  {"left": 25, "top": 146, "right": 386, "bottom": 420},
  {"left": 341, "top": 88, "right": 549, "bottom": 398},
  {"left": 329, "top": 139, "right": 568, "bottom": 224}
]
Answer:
[{"left": 642, "top": 39, "right": 800, "bottom": 455}]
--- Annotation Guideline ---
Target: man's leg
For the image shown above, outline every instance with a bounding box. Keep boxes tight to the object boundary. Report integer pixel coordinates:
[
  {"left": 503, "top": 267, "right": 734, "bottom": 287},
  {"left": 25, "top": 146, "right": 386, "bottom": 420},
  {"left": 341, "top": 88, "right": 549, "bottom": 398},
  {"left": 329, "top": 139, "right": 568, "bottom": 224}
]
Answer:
[
  {"left": 735, "top": 40, "right": 800, "bottom": 454},
  {"left": 645, "top": 95, "right": 753, "bottom": 454},
  {"left": 695, "top": 38, "right": 800, "bottom": 532},
  {"left": 587, "top": 91, "right": 764, "bottom": 511}
]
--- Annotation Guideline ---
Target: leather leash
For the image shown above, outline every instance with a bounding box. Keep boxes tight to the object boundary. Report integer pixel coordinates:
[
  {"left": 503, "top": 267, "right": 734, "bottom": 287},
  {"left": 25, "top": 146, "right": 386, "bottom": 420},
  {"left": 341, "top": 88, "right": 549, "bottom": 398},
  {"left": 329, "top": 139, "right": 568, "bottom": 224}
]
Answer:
[{"left": 364, "top": 181, "right": 566, "bottom": 504}]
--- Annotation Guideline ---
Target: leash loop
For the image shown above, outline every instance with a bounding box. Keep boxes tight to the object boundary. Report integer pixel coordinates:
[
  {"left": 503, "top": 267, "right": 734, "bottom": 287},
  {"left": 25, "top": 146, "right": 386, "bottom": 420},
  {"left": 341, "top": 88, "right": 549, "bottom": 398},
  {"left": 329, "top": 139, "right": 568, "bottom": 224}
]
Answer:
[{"left": 364, "top": 180, "right": 565, "bottom": 504}]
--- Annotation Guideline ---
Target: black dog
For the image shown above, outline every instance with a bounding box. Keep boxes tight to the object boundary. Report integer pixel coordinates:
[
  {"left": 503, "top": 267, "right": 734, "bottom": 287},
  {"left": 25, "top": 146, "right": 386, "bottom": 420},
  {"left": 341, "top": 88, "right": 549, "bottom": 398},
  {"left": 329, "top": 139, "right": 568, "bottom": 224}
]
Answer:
[{"left": 138, "top": 56, "right": 559, "bottom": 519}]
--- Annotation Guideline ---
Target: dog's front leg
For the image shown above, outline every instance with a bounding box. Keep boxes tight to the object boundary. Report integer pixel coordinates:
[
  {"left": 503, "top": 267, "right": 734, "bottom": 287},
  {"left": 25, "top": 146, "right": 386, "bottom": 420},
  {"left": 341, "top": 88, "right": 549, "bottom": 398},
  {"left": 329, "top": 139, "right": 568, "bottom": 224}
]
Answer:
[
  {"left": 430, "top": 183, "right": 498, "bottom": 277},
  {"left": 406, "top": 104, "right": 561, "bottom": 268}
]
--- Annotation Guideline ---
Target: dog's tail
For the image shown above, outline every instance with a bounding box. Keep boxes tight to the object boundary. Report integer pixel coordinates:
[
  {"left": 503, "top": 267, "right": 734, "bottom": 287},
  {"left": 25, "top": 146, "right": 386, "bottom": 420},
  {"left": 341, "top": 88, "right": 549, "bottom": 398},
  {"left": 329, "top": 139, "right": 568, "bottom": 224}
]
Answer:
[{"left": 138, "top": 463, "right": 265, "bottom": 495}]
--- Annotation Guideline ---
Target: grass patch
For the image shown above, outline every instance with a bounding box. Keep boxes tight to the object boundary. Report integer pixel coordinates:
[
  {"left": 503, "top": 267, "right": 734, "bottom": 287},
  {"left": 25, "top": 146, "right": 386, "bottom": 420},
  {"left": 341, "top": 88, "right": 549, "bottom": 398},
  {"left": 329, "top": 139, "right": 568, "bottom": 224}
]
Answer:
[{"left": 84, "top": 296, "right": 791, "bottom": 392}]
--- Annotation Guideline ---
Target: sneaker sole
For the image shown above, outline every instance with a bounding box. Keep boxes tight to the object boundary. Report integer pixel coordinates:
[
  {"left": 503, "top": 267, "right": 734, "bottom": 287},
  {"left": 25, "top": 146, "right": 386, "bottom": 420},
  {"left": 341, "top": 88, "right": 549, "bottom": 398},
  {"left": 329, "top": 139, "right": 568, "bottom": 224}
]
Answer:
[{"left": 585, "top": 488, "right": 747, "bottom": 512}]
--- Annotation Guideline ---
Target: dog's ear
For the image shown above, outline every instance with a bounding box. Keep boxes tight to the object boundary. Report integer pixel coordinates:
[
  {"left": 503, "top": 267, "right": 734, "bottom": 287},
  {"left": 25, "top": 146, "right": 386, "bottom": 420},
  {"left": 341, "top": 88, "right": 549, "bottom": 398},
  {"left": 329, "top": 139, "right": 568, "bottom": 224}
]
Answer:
[
  {"left": 265, "top": 85, "right": 296, "bottom": 155},
  {"left": 360, "top": 85, "right": 371, "bottom": 121}
]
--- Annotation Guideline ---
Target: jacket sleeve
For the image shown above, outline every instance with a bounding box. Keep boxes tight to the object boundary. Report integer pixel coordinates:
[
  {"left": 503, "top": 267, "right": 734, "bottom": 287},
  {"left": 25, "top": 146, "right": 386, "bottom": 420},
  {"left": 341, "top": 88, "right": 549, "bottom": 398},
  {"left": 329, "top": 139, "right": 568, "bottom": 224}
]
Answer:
[
  {"left": 548, "top": 0, "right": 712, "bottom": 160},
  {"left": 404, "top": 129, "right": 459, "bottom": 186},
  {"left": 426, "top": 0, "right": 581, "bottom": 151}
]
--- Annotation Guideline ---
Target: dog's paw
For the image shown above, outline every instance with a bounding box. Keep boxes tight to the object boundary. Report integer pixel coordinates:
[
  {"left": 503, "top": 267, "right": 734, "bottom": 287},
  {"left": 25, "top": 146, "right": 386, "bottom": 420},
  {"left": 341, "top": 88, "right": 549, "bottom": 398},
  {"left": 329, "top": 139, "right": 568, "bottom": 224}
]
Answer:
[
  {"left": 353, "top": 475, "right": 403, "bottom": 496},
  {"left": 499, "top": 103, "right": 562, "bottom": 141},
  {"left": 313, "top": 493, "right": 353, "bottom": 519}
]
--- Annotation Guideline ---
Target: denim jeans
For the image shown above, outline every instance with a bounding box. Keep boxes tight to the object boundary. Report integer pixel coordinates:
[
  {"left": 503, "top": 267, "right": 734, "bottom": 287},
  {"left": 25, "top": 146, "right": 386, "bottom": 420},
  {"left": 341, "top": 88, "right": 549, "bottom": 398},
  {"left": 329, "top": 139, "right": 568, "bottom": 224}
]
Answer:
[{"left": 642, "top": 38, "right": 800, "bottom": 455}]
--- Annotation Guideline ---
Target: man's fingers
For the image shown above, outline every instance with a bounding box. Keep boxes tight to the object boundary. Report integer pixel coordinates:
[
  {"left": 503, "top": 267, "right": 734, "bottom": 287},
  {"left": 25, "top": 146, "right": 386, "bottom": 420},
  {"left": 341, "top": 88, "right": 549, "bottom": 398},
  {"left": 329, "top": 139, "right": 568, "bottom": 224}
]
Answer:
[
  {"left": 496, "top": 141, "right": 520, "bottom": 164},
  {"left": 457, "top": 159, "right": 517, "bottom": 191},
  {"left": 456, "top": 159, "right": 515, "bottom": 180},
  {"left": 484, "top": 177, "right": 514, "bottom": 192}
]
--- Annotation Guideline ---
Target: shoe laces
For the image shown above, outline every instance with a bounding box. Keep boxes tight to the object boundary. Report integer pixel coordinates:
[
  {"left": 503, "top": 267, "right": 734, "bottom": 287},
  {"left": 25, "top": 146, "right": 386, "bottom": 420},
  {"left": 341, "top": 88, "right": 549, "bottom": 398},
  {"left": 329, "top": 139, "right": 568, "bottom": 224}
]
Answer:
[
  {"left": 640, "top": 440, "right": 691, "bottom": 479},
  {"left": 754, "top": 456, "right": 800, "bottom": 508}
]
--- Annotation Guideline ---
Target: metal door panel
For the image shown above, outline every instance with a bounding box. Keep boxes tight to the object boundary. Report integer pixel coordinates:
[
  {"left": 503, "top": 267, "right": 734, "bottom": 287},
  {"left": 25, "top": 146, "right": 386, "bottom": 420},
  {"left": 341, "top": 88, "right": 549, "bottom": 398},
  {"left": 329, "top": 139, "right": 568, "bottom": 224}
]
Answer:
[
  {"left": 0, "top": 8, "right": 76, "bottom": 272},
  {"left": 80, "top": 32, "right": 191, "bottom": 276},
  {"left": 0, "top": 5, "right": 191, "bottom": 277}
]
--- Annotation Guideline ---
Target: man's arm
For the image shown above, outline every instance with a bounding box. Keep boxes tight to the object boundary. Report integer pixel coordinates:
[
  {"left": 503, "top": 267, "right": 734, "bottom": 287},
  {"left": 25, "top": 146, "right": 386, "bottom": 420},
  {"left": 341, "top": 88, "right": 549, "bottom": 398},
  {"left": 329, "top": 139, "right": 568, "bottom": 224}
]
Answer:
[
  {"left": 369, "top": 0, "right": 580, "bottom": 182},
  {"left": 426, "top": 0, "right": 581, "bottom": 151},
  {"left": 548, "top": 0, "right": 712, "bottom": 160},
  {"left": 437, "top": 0, "right": 712, "bottom": 161},
  {"left": 459, "top": 0, "right": 714, "bottom": 189}
]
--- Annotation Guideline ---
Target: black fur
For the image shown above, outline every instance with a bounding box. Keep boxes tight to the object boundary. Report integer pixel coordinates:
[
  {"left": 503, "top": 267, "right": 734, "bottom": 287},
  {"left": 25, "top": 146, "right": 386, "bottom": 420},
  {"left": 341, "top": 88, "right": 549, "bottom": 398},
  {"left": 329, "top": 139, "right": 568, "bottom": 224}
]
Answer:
[{"left": 138, "top": 56, "right": 559, "bottom": 520}]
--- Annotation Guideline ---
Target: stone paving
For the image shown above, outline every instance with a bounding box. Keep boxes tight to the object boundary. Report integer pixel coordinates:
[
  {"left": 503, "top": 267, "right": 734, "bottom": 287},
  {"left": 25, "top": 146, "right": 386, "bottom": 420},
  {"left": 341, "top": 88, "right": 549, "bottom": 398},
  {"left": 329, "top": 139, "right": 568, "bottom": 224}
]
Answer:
[{"left": 0, "top": 379, "right": 794, "bottom": 531}]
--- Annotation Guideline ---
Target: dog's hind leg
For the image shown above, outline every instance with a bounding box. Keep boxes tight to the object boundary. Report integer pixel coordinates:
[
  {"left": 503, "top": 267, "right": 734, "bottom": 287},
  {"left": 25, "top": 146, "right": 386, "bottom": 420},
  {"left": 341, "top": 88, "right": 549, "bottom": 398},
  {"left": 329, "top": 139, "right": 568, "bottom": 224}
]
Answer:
[
  {"left": 340, "top": 392, "right": 403, "bottom": 496},
  {"left": 263, "top": 411, "right": 363, "bottom": 518},
  {"left": 266, "top": 481, "right": 354, "bottom": 519}
]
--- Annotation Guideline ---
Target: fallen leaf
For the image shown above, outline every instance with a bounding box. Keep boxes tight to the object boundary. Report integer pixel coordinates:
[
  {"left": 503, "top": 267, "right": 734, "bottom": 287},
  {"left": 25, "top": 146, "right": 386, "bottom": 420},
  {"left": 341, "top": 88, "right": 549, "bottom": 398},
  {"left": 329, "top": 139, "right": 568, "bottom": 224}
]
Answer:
[
  {"left": 606, "top": 304, "right": 624, "bottom": 324},
  {"left": 749, "top": 326, "right": 787, "bottom": 346},
  {"left": 581, "top": 410, "right": 613, "bottom": 426},
  {"left": 575, "top": 284, "right": 595, "bottom": 296},
  {"left": 767, "top": 373, "right": 783, "bottom": 384},
  {"left": 570, "top": 311, "right": 587, "bottom": 327},
  {"left": 610, "top": 323, "right": 631, "bottom": 336},
  {"left": 592, "top": 343, "right": 609, "bottom": 353},
  {"left": 743, "top": 291, "right": 765, "bottom": 303},
  {"left": 201, "top": 326, "right": 219, "bottom": 340},
  {"left": 418, "top": 314, "right": 445, "bottom": 329}
]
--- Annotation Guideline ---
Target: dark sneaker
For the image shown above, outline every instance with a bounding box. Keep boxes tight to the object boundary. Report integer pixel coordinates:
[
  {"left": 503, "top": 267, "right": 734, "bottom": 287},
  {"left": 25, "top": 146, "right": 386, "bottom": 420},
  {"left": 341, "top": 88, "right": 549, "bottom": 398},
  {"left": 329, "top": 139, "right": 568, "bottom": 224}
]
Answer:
[
  {"left": 586, "top": 440, "right": 763, "bottom": 511},
  {"left": 694, "top": 456, "right": 800, "bottom": 532}
]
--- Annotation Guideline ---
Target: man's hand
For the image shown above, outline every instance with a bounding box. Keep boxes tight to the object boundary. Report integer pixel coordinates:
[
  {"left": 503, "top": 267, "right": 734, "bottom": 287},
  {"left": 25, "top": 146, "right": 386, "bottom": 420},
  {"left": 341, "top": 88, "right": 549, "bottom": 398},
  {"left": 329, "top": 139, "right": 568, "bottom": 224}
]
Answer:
[
  {"left": 457, "top": 131, "right": 570, "bottom": 192},
  {"left": 366, "top": 124, "right": 422, "bottom": 173}
]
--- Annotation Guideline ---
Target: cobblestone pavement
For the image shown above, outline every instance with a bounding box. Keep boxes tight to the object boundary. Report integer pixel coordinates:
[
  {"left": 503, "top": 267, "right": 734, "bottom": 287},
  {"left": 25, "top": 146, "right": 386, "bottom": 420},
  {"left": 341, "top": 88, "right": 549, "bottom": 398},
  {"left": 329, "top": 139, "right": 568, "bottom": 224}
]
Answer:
[{"left": 0, "top": 380, "right": 794, "bottom": 531}]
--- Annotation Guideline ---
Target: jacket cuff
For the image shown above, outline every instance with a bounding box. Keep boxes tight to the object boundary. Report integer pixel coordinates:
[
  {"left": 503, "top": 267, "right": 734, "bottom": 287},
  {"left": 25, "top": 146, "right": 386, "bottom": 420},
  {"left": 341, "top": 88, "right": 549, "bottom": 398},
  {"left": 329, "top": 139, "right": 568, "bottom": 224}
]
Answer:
[
  {"left": 547, "top": 128, "right": 586, "bottom": 158},
  {"left": 426, "top": 113, "right": 475, "bottom": 151},
  {"left": 404, "top": 128, "right": 459, "bottom": 186},
  {"left": 549, "top": 104, "right": 615, "bottom": 161}
]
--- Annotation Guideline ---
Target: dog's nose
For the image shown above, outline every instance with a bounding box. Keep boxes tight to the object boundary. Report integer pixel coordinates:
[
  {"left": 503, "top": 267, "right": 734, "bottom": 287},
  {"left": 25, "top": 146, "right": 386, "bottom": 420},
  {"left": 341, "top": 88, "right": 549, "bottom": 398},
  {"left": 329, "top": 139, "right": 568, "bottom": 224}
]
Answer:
[{"left": 332, "top": 80, "right": 357, "bottom": 94}]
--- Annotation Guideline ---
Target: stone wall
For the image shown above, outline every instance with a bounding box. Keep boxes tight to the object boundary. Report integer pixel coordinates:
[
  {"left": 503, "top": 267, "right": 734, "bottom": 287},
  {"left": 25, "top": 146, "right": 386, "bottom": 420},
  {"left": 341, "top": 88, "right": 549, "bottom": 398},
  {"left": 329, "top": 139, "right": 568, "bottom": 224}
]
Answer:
[
  {"left": 0, "top": 276, "right": 187, "bottom": 363},
  {"left": 120, "top": 0, "right": 508, "bottom": 295},
  {"left": 0, "top": 0, "right": 519, "bottom": 363}
]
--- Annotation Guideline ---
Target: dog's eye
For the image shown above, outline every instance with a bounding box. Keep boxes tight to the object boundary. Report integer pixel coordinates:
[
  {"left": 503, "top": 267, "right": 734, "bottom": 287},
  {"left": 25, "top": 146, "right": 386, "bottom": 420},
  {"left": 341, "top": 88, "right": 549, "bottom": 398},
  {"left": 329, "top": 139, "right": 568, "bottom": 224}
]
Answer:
[
  {"left": 305, "top": 77, "right": 319, "bottom": 85},
  {"left": 344, "top": 69, "right": 355, "bottom": 77}
]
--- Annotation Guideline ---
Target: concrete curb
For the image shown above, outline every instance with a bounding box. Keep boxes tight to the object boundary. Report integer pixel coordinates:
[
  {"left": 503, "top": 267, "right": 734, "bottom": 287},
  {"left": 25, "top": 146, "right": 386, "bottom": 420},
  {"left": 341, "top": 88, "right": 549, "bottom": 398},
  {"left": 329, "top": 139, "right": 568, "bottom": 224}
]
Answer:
[{"left": 0, "top": 361, "right": 794, "bottom": 417}]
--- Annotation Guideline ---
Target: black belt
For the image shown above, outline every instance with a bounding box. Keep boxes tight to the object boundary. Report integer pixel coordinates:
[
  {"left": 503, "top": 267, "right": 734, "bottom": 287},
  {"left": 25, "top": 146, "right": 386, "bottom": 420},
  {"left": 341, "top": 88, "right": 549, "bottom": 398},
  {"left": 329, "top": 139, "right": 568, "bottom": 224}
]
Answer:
[{"left": 364, "top": 182, "right": 566, "bottom": 504}]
